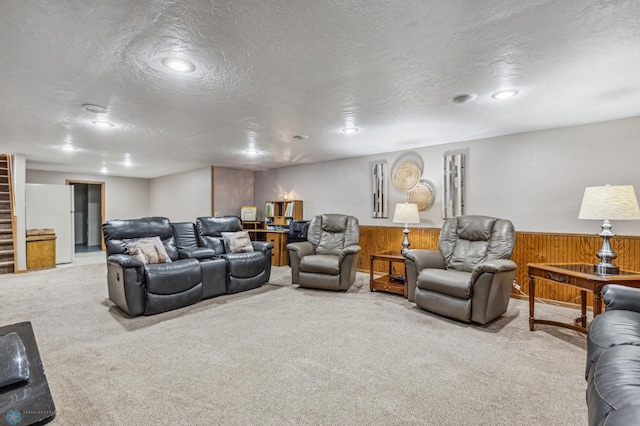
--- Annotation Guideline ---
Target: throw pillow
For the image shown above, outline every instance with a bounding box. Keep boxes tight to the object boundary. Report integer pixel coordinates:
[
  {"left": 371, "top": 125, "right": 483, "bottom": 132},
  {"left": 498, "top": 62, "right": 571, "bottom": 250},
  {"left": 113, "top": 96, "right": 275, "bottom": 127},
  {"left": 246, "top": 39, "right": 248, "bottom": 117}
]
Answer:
[
  {"left": 126, "top": 236, "right": 172, "bottom": 264},
  {"left": 221, "top": 231, "right": 254, "bottom": 254}
]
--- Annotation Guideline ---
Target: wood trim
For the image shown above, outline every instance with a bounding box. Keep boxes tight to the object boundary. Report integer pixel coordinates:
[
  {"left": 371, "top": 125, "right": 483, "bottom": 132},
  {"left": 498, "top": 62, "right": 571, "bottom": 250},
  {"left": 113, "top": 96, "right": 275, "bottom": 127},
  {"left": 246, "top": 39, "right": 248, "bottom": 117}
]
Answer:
[
  {"left": 66, "top": 180, "right": 106, "bottom": 251},
  {"left": 210, "top": 166, "right": 216, "bottom": 216},
  {"left": 359, "top": 225, "right": 640, "bottom": 307},
  {"left": 6, "top": 155, "right": 17, "bottom": 272}
]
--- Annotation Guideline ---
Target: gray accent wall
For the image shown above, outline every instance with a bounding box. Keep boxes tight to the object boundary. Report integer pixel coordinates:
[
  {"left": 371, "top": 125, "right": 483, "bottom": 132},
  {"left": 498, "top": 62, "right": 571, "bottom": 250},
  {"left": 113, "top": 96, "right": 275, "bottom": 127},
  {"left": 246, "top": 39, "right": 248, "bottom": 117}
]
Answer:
[
  {"left": 255, "top": 117, "right": 640, "bottom": 236},
  {"left": 213, "top": 167, "right": 255, "bottom": 218}
]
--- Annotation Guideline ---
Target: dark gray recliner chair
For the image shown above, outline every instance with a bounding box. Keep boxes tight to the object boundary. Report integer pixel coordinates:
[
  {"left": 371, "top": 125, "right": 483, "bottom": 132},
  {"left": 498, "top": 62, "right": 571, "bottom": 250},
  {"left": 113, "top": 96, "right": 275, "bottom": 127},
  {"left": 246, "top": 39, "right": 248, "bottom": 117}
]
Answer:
[
  {"left": 287, "top": 214, "right": 361, "bottom": 291},
  {"left": 196, "top": 216, "right": 273, "bottom": 294},
  {"left": 404, "top": 215, "right": 517, "bottom": 324}
]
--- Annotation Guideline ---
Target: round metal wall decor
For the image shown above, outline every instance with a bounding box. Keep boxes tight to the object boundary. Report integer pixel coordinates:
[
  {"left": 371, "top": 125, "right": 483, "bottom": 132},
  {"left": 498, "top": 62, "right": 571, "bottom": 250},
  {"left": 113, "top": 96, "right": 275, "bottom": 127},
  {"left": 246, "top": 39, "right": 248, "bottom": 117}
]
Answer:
[
  {"left": 391, "top": 151, "right": 424, "bottom": 193},
  {"left": 408, "top": 179, "right": 435, "bottom": 211},
  {"left": 391, "top": 160, "right": 421, "bottom": 192}
]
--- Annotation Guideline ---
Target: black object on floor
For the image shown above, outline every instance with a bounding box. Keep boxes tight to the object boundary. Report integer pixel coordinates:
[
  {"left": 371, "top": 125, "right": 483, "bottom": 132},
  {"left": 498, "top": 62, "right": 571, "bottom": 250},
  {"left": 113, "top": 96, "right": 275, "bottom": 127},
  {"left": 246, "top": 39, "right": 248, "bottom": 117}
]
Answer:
[{"left": 0, "top": 322, "right": 56, "bottom": 425}]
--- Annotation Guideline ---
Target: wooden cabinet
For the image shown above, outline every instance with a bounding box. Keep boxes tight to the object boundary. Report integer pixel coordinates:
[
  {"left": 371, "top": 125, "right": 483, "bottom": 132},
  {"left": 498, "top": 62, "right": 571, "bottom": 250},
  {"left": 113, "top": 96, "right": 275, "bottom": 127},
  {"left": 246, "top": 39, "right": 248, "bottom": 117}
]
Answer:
[
  {"left": 26, "top": 229, "right": 56, "bottom": 270},
  {"left": 266, "top": 231, "right": 288, "bottom": 267},
  {"left": 264, "top": 200, "right": 303, "bottom": 227}
]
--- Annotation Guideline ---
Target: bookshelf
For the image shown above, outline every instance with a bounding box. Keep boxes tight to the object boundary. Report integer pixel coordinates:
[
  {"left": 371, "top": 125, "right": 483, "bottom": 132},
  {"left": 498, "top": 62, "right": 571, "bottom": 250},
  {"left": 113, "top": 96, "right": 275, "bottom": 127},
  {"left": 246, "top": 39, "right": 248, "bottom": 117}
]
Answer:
[{"left": 264, "top": 200, "right": 303, "bottom": 227}]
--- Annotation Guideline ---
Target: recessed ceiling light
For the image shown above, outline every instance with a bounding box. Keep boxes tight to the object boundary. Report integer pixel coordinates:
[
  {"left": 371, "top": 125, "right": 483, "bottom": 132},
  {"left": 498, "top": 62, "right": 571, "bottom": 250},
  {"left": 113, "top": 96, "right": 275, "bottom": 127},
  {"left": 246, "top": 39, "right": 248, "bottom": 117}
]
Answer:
[
  {"left": 92, "top": 120, "right": 114, "bottom": 128},
  {"left": 62, "top": 143, "right": 76, "bottom": 152},
  {"left": 100, "top": 166, "right": 108, "bottom": 174},
  {"left": 491, "top": 89, "right": 519, "bottom": 100},
  {"left": 293, "top": 135, "right": 309, "bottom": 141},
  {"left": 82, "top": 103, "right": 107, "bottom": 113},
  {"left": 246, "top": 149, "right": 259, "bottom": 155},
  {"left": 450, "top": 94, "right": 477, "bottom": 104},
  {"left": 342, "top": 127, "right": 359, "bottom": 134},
  {"left": 161, "top": 57, "right": 196, "bottom": 73}
]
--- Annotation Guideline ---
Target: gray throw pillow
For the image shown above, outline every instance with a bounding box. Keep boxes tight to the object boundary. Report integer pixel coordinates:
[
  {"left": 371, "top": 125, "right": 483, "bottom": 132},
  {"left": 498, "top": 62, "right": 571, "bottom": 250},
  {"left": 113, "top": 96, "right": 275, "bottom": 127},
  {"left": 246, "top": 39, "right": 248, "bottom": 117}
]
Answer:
[{"left": 221, "top": 231, "right": 254, "bottom": 254}]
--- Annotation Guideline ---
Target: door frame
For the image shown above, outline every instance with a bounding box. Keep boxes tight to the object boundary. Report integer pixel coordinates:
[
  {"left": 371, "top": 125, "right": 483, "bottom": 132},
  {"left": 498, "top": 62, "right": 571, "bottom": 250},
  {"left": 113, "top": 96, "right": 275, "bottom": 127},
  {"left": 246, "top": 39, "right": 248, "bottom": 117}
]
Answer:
[{"left": 66, "top": 180, "right": 105, "bottom": 251}]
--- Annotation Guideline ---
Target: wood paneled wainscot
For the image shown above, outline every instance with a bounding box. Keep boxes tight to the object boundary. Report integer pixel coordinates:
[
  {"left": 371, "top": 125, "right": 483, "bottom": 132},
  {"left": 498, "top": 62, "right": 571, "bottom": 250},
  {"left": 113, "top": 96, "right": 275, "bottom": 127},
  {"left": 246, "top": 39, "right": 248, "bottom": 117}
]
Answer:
[{"left": 359, "top": 225, "right": 640, "bottom": 308}]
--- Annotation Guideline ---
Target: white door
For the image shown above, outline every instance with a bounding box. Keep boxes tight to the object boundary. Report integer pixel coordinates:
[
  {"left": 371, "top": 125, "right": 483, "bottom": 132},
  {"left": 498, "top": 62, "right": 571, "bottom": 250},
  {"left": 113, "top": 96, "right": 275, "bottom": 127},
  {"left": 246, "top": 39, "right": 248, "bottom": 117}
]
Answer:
[{"left": 25, "top": 184, "right": 75, "bottom": 264}]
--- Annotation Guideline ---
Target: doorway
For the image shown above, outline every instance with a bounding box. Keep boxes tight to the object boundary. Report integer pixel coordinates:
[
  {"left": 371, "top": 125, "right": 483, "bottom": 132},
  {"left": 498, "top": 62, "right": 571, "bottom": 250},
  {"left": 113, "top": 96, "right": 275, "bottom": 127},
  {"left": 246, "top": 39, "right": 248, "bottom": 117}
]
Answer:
[{"left": 66, "top": 180, "right": 105, "bottom": 253}]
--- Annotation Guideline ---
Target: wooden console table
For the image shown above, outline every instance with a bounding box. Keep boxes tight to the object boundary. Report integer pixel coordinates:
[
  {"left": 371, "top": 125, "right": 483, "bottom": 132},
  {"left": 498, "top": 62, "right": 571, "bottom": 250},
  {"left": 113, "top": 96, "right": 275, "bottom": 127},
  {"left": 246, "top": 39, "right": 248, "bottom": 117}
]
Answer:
[
  {"left": 528, "top": 263, "right": 640, "bottom": 333},
  {"left": 370, "top": 251, "right": 407, "bottom": 298},
  {"left": 245, "top": 229, "right": 289, "bottom": 267}
]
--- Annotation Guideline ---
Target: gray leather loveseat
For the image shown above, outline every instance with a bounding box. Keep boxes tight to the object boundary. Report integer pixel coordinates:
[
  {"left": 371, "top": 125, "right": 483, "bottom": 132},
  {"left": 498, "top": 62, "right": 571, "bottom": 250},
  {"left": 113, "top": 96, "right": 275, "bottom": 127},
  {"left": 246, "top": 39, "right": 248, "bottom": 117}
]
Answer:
[{"left": 586, "top": 284, "right": 640, "bottom": 425}]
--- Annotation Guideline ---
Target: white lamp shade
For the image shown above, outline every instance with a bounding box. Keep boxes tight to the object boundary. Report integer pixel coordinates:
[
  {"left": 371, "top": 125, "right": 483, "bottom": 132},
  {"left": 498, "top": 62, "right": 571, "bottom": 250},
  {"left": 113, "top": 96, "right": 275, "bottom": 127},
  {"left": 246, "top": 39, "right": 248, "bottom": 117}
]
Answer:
[
  {"left": 393, "top": 202, "right": 420, "bottom": 224},
  {"left": 578, "top": 185, "right": 640, "bottom": 220}
]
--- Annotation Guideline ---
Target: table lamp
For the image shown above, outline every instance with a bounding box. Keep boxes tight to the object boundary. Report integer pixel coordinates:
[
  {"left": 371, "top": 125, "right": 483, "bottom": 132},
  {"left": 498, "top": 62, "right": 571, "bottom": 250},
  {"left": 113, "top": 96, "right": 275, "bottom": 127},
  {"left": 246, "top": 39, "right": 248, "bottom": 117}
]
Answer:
[
  {"left": 392, "top": 202, "right": 420, "bottom": 254},
  {"left": 578, "top": 185, "right": 640, "bottom": 275}
]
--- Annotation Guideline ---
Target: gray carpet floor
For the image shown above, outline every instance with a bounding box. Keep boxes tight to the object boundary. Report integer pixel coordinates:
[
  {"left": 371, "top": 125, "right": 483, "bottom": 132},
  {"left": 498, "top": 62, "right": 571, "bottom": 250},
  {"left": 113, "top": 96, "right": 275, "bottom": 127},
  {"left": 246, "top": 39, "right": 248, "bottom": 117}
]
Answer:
[{"left": 0, "top": 262, "right": 588, "bottom": 425}]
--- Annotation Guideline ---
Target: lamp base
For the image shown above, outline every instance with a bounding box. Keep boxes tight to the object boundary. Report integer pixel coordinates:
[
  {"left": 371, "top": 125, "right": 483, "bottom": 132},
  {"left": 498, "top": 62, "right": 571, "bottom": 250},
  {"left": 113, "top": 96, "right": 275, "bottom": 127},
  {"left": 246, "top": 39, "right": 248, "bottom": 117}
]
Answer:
[
  {"left": 594, "top": 219, "right": 619, "bottom": 275},
  {"left": 594, "top": 262, "right": 619, "bottom": 276},
  {"left": 400, "top": 224, "right": 410, "bottom": 255}
]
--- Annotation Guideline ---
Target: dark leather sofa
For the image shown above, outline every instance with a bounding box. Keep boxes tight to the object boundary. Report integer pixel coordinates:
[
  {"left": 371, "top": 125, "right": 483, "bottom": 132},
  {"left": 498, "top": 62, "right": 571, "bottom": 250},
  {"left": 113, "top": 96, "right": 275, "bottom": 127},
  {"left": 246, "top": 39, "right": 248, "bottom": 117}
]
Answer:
[
  {"left": 586, "top": 284, "right": 640, "bottom": 425},
  {"left": 196, "top": 216, "right": 273, "bottom": 294},
  {"left": 102, "top": 216, "right": 273, "bottom": 316}
]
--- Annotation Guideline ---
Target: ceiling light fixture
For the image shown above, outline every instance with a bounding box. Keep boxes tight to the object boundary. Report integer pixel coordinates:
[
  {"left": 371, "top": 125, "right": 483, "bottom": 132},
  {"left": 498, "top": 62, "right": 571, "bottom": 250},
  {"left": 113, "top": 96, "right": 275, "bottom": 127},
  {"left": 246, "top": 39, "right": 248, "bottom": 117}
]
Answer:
[
  {"left": 100, "top": 166, "right": 108, "bottom": 174},
  {"left": 161, "top": 57, "right": 196, "bottom": 73},
  {"left": 491, "top": 89, "right": 519, "bottom": 100},
  {"left": 450, "top": 94, "right": 477, "bottom": 104},
  {"left": 246, "top": 149, "right": 259, "bottom": 155},
  {"left": 343, "top": 127, "right": 359, "bottom": 134},
  {"left": 92, "top": 120, "right": 114, "bottom": 128},
  {"left": 82, "top": 104, "right": 107, "bottom": 113},
  {"left": 62, "top": 143, "right": 75, "bottom": 152},
  {"left": 293, "top": 135, "right": 309, "bottom": 141}
]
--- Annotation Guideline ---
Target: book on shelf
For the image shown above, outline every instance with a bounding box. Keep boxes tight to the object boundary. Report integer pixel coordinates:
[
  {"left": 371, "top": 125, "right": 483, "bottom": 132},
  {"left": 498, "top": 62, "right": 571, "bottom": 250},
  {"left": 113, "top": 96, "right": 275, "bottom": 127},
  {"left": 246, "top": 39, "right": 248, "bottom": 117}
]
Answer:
[
  {"left": 284, "top": 202, "right": 294, "bottom": 217},
  {"left": 265, "top": 202, "right": 275, "bottom": 217}
]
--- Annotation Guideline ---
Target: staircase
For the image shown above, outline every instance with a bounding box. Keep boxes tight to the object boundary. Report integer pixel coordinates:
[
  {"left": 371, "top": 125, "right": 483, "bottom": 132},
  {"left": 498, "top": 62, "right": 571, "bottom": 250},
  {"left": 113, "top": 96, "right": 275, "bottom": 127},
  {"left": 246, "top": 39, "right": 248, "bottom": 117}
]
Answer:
[{"left": 0, "top": 154, "right": 16, "bottom": 274}]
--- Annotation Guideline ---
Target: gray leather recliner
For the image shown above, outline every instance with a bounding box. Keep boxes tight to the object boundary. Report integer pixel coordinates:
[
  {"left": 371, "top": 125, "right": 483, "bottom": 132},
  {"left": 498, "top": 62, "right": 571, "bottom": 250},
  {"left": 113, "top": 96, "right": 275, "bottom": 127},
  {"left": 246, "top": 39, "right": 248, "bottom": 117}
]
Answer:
[
  {"left": 404, "top": 215, "right": 517, "bottom": 324},
  {"left": 287, "top": 214, "right": 361, "bottom": 291}
]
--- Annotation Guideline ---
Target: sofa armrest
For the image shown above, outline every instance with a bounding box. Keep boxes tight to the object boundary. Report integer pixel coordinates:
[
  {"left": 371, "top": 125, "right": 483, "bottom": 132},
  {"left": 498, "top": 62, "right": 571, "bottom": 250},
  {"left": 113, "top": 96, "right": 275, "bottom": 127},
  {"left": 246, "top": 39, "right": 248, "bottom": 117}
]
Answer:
[
  {"left": 602, "top": 284, "right": 640, "bottom": 313},
  {"left": 252, "top": 241, "right": 274, "bottom": 253},
  {"left": 287, "top": 241, "right": 315, "bottom": 257},
  {"left": 287, "top": 241, "right": 315, "bottom": 284},
  {"left": 107, "top": 253, "right": 144, "bottom": 268},
  {"left": 469, "top": 260, "right": 517, "bottom": 324},
  {"left": 403, "top": 249, "right": 445, "bottom": 302},
  {"left": 339, "top": 245, "right": 361, "bottom": 261},
  {"left": 403, "top": 250, "right": 445, "bottom": 270},
  {"left": 106, "top": 254, "right": 146, "bottom": 316},
  {"left": 471, "top": 259, "right": 517, "bottom": 283},
  {"left": 178, "top": 247, "right": 217, "bottom": 260}
]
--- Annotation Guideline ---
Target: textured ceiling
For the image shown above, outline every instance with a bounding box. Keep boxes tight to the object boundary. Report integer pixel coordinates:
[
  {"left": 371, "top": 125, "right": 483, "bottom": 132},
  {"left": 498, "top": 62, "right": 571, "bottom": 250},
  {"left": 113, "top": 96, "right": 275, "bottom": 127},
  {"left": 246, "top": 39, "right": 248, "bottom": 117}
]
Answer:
[{"left": 1, "top": 0, "right": 639, "bottom": 178}]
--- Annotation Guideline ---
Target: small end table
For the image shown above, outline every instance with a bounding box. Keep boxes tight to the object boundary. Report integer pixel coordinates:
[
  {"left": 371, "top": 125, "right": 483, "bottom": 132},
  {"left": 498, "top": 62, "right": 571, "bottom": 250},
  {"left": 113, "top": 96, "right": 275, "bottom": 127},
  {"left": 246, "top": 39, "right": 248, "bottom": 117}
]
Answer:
[
  {"left": 370, "top": 251, "right": 407, "bottom": 298},
  {"left": 528, "top": 263, "right": 640, "bottom": 333}
]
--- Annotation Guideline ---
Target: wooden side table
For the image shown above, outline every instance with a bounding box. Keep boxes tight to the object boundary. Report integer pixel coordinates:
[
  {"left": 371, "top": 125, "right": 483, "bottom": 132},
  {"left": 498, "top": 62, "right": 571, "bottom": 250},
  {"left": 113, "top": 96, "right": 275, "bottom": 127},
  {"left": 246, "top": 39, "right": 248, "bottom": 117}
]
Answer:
[
  {"left": 370, "top": 251, "right": 407, "bottom": 298},
  {"left": 528, "top": 263, "right": 640, "bottom": 333}
]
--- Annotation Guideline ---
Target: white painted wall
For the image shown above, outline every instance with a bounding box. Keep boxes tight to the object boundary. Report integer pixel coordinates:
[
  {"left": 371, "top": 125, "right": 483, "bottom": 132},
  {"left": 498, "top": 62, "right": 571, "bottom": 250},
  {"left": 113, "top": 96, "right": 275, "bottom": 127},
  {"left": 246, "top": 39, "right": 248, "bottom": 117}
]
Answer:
[
  {"left": 149, "top": 167, "right": 211, "bottom": 222},
  {"left": 26, "top": 170, "right": 150, "bottom": 220},
  {"left": 255, "top": 117, "right": 640, "bottom": 236},
  {"left": 213, "top": 167, "right": 255, "bottom": 218}
]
